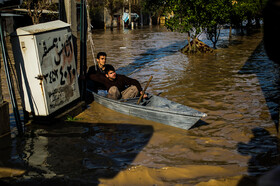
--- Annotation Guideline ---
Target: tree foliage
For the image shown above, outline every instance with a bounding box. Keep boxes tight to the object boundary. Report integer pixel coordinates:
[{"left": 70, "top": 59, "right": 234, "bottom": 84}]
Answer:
[
  {"left": 165, "top": 0, "right": 221, "bottom": 52},
  {"left": 230, "top": 0, "right": 267, "bottom": 28},
  {"left": 145, "top": 0, "right": 268, "bottom": 53},
  {"left": 142, "top": 0, "right": 167, "bottom": 20},
  {"left": 88, "top": 0, "right": 104, "bottom": 29},
  {"left": 203, "top": 0, "right": 231, "bottom": 48}
]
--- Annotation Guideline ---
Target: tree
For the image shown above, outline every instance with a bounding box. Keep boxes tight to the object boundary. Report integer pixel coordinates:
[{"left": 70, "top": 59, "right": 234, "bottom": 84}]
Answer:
[
  {"left": 104, "top": 0, "right": 124, "bottom": 30},
  {"left": 144, "top": 0, "right": 268, "bottom": 53},
  {"left": 165, "top": 0, "right": 215, "bottom": 53},
  {"left": 22, "top": 0, "right": 57, "bottom": 24},
  {"left": 204, "top": 0, "right": 231, "bottom": 48},
  {"left": 142, "top": 0, "right": 168, "bottom": 25},
  {"left": 230, "top": 0, "right": 268, "bottom": 31},
  {"left": 88, "top": 0, "right": 105, "bottom": 29}
]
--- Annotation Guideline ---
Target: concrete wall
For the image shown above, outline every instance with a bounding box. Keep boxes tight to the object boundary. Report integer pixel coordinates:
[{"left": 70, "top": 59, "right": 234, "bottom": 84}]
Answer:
[
  {"left": 0, "top": 101, "right": 10, "bottom": 136},
  {"left": 0, "top": 33, "right": 10, "bottom": 136}
]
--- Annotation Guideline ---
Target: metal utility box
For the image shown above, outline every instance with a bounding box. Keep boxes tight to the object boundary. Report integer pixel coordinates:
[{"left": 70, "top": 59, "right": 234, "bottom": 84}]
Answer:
[{"left": 11, "top": 20, "right": 80, "bottom": 116}]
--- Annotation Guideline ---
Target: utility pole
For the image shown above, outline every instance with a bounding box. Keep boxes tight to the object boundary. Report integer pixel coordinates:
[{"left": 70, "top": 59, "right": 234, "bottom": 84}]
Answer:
[
  {"left": 64, "top": 0, "right": 77, "bottom": 37},
  {"left": 129, "top": 0, "right": 131, "bottom": 25},
  {"left": 140, "top": 0, "right": 143, "bottom": 27},
  {"left": 63, "top": 0, "right": 78, "bottom": 64},
  {"left": 79, "top": 0, "right": 87, "bottom": 101}
]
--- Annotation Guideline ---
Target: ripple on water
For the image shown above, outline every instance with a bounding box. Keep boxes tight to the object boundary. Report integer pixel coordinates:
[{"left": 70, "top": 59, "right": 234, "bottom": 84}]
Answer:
[{"left": 1, "top": 27, "right": 279, "bottom": 184}]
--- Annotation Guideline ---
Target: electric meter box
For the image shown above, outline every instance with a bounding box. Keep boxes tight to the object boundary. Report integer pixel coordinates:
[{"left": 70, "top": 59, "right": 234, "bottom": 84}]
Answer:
[{"left": 11, "top": 20, "right": 80, "bottom": 116}]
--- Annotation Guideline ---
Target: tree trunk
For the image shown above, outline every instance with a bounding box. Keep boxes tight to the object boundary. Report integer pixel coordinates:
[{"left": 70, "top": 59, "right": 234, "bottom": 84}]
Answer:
[
  {"left": 104, "top": 7, "right": 106, "bottom": 30},
  {"left": 110, "top": 15, "right": 113, "bottom": 30},
  {"left": 149, "top": 12, "right": 152, "bottom": 26},
  {"left": 187, "top": 32, "right": 191, "bottom": 51},
  {"left": 140, "top": 8, "right": 143, "bottom": 27},
  {"left": 181, "top": 38, "right": 214, "bottom": 54},
  {"left": 192, "top": 38, "right": 197, "bottom": 52},
  {"left": 213, "top": 41, "right": 217, "bottom": 49},
  {"left": 32, "top": 15, "right": 40, "bottom": 24},
  {"left": 256, "top": 17, "right": 261, "bottom": 28},
  {"left": 157, "top": 16, "right": 160, "bottom": 25},
  {"left": 229, "top": 25, "right": 232, "bottom": 39},
  {"left": 246, "top": 16, "right": 252, "bottom": 28}
]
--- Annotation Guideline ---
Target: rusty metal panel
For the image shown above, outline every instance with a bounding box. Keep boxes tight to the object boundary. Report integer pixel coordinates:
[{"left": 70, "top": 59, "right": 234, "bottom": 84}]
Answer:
[{"left": 11, "top": 20, "right": 80, "bottom": 116}]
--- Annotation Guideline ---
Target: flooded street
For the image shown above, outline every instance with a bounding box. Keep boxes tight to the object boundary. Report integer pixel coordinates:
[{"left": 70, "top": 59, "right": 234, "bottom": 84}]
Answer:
[{"left": 1, "top": 26, "right": 279, "bottom": 185}]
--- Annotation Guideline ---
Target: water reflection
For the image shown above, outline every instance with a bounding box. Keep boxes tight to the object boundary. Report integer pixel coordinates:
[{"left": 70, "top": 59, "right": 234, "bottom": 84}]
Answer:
[
  {"left": 2, "top": 26, "right": 280, "bottom": 184},
  {"left": 239, "top": 41, "right": 280, "bottom": 132},
  {"left": 116, "top": 40, "right": 186, "bottom": 76},
  {"left": 0, "top": 122, "right": 153, "bottom": 185},
  {"left": 81, "top": 28, "right": 280, "bottom": 183}
]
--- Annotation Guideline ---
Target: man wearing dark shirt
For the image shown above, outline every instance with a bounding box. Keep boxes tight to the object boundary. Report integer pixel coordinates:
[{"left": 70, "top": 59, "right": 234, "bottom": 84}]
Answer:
[
  {"left": 89, "top": 64, "right": 147, "bottom": 100},
  {"left": 86, "top": 52, "right": 107, "bottom": 92}
]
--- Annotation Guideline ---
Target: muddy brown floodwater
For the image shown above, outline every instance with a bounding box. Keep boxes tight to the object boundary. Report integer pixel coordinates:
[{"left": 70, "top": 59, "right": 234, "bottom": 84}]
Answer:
[{"left": 0, "top": 26, "right": 279, "bottom": 185}]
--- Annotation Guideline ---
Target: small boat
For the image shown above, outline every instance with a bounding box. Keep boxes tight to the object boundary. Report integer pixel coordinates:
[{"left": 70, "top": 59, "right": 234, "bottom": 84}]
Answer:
[{"left": 89, "top": 90, "right": 207, "bottom": 130}]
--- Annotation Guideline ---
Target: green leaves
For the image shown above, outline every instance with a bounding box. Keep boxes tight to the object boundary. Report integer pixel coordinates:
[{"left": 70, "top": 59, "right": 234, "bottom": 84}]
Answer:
[
  {"left": 142, "top": 0, "right": 268, "bottom": 52},
  {"left": 150, "top": 0, "right": 267, "bottom": 49}
]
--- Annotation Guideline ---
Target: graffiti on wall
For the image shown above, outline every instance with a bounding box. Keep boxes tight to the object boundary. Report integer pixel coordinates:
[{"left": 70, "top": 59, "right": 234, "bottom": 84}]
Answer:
[{"left": 38, "top": 32, "right": 78, "bottom": 110}]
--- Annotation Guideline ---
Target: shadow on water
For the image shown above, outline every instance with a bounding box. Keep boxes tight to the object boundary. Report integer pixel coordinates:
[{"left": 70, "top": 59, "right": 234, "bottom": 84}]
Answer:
[
  {"left": 189, "top": 120, "right": 209, "bottom": 130},
  {"left": 0, "top": 122, "right": 154, "bottom": 185},
  {"left": 116, "top": 40, "right": 187, "bottom": 76},
  {"left": 237, "top": 127, "right": 279, "bottom": 186},
  {"left": 238, "top": 40, "right": 280, "bottom": 132}
]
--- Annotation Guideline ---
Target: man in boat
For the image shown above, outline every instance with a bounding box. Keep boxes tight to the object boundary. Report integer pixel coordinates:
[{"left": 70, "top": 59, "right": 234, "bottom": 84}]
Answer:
[
  {"left": 86, "top": 52, "right": 107, "bottom": 92},
  {"left": 89, "top": 64, "right": 147, "bottom": 100}
]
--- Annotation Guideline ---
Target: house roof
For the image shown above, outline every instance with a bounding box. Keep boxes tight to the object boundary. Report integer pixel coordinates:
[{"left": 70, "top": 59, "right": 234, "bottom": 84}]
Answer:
[
  {"left": 53, "top": 0, "right": 81, "bottom": 3},
  {"left": 0, "top": 0, "right": 22, "bottom": 9},
  {"left": 0, "top": 13, "right": 23, "bottom": 17},
  {"left": 13, "top": 8, "right": 58, "bottom": 14}
]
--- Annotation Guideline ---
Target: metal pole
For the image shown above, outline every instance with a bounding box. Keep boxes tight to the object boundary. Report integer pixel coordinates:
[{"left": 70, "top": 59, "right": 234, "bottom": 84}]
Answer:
[
  {"left": 80, "top": 0, "right": 84, "bottom": 98},
  {"left": 129, "top": 0, "right": 131, "bottom": 25},
  {"left": 79, "top": 0, "right": 87, "bottom": 101},
  {"left": 83, "top": 0, "right": 87, "bottom": 92},
  {"left": 0, "top": 17, "right": 23, "bottom": 135},
  {"left": 0, "top": 35, "right": 2, "bottom": 104}
]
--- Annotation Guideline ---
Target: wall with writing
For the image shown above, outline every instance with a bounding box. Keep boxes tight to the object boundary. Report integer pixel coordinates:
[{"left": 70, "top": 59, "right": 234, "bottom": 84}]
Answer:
[
  {"left": 11, "top": 20, "right": 80, "bottom": 116},
  {"left": 37, "top": 27, "right": 79, "bottom": 113}
]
